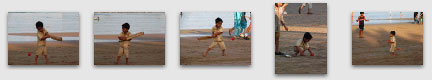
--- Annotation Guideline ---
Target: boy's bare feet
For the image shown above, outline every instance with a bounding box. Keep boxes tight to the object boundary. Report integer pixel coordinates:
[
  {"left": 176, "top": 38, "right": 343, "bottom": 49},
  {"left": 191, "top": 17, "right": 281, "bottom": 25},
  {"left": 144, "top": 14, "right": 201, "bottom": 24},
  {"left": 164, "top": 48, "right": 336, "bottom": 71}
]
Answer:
[
  {"left": 34, "top": 55, "right": 38, "bottom": 64},
  {"left": 44, "top": 55, "right": 49, "bottom": 64},
  {"left": 126, "top": 58, "right": 129, "bottom": 65},
  {"left": 116, "top": 56, "right": 120, "bottom": 64},
  {"left": 203, "top": 52, "right": 208, "bottom": 57}
]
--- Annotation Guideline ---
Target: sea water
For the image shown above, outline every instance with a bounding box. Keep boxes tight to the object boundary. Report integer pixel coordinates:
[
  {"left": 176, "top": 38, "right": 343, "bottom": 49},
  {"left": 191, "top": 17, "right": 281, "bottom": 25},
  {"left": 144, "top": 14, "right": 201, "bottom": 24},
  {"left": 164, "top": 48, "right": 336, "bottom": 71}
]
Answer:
[
  {"left": 7, "top": 12, "right": 80, "bottom": 42},
  {"left": 352, "top": 12, "right": 416, "bottom": 25},
  {"left": 93, "top": 12, "right": 166, "bottom": 35}
]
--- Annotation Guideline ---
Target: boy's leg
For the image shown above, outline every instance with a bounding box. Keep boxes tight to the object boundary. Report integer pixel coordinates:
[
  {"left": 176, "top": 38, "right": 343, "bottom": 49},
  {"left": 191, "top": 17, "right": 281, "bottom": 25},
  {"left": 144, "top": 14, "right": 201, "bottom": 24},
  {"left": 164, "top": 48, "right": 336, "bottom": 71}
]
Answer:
[
  {"left": 299, "top": 3, "right": 306, "bottom": 14},
  {"left": 275, "top": 32, "right": 281, "bottom": 55},
  {"left": 307, "top": 3, "right": 313, "bottom": 14},
  {"left": 218, "top": 42, "right": 226, "bottom": 56},
  {"left": 34, "top": 55, "right": 38, "bottom": 64},
  {"left": 35, "top": 46, "right": 44, "bottom": 64},
  {"left": 117, "top": 47, "right": 124, "bottom": 64},
  {"left": 293, "top": 47, "right": 299, "bottom": 56},
  {"left": 390, "top": 47, "right": 396, "bottom": 56},
  {"left": 124, "top": 48, "right": 129, "bottom": 64},
  {"left": 204, "top": 42, "right": 217, "bottom": 57},
  {"left": 43, "top": 47, "right": 49, "bottom": 64},
  {"left": 359, "top": 30, "right": 363, "bottom": 38},
  {"left": 299, "top": 48, "right": 306, "bottom": 56}
]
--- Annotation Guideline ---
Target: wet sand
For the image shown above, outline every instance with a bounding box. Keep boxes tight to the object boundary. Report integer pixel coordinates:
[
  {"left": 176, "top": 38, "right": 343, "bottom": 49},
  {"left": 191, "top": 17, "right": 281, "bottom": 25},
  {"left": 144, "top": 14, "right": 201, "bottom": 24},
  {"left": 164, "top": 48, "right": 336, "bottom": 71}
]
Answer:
[
  {"left": 180, "top": 29, "right": 251, "bottom": 65},
  {"left": 94, "top": 34, "right": 165, "bottom": 65},
  {"left": 8, "top": 32, "right": 79, "bottom": 65},
  {"left": 352, "top": 23, "right": 423, "bottom": 65}
]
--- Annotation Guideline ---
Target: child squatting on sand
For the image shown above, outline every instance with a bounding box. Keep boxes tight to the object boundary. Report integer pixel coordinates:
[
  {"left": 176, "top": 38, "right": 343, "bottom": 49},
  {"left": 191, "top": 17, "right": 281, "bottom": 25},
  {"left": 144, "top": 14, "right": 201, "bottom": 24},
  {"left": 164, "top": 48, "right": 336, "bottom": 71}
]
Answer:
[
  {"left": 203, "top": 17, "right": 226, "bottom": 57},
  {"left": 293, "top": 32, "right": 315, "bottom": 56}
]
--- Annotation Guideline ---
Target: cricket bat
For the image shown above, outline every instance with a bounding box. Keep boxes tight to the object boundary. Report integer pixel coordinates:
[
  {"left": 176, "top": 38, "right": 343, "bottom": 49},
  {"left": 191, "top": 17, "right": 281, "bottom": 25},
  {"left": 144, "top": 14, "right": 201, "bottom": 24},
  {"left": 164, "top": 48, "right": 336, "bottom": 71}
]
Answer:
[
  {"left": 126, "top": 32, "right": 144, "bottom": 40},
  {"left": 49, "top": 35, "right": 63, "bottom": 41},
  {"left": 197, "top": 36, "right": 213, "bottom": 40}
]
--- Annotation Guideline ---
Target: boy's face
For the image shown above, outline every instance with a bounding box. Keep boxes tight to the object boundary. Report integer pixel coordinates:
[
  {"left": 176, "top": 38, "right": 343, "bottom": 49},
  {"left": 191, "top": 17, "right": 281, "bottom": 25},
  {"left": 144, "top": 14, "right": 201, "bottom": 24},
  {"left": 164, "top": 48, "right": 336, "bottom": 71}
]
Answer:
[
  {"left": 36, "top": 27, "right": 43, "bottom": 32},
  {"left": 216, "top": 22, "right": 223, "bottom": 28},
  {"left": 303, "top": 38, "right": 311, "bottom": 43},
  {"left": 390, "top": 33, "right": 394, "bottom": 37},
  {"left": 360, "top": 13, "right": 364, "bottom": 16},
  {"left": 122, "top": 28, "right": 129, "bottom": 33}
]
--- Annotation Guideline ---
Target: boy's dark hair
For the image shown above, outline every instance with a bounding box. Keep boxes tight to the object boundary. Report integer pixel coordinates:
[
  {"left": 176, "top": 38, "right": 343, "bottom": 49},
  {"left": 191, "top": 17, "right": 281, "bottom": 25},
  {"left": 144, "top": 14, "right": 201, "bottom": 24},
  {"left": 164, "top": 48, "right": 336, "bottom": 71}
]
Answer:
[
  {"left": 360, "top": 12, "right": 364, "bottom": 14},
  {"left": 390, "top": 31, "right": 396, "bottom": 35},
  {"left": 122, "top": 23, "right": 130, "bottom": 29},
  {"left": 36, "top": 21, "right": 43, "bottom": 28},
  {"left": 303, "top": 32, "right": 313, "bottom": 39},
  {"left": 275, "top": 3, "right": 278, "bottom": 7},
  {"left": 215, "top": 17, "right": 223, "bottom": 23}
]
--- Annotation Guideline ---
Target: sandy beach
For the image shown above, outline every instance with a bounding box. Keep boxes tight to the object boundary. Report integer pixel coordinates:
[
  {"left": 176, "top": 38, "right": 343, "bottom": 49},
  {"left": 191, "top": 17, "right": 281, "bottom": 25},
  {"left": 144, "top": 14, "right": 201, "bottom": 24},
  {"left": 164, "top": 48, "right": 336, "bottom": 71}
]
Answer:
[
  {"left": 94, "top": 34, "right": 165, "bottom": 65},
  {"left": 180, "top": 29, "right": 251, "bottom": 65},
  {"left": 275, "top": 26, "right": 327, "bottom": 74},
  {"left": 8, "top": 32, "right": 79, "bottom": 65},
  {"left": 275, "top": 3, "right": 327, "bottom": 74},
  {"left": 352, "top": 23, "right": 423, "bottom": 65}
]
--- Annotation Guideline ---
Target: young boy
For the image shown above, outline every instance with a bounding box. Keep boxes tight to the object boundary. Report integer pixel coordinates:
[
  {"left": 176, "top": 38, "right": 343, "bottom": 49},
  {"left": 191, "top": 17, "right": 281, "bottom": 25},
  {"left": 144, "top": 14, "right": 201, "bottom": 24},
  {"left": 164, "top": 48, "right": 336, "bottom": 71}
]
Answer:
[
  {"left": 387, "top": 31, "right": 402, "bottom": 56},
  {"left": 35, "top": 21, "right": 50, "bottom": 64},
  {"left": 293, "top": 32, "right": 314, "bottom": 56},
  {"left": 275, "top": 3, "right": 289, "bottom": 55},
  {"left": 356, "top": 12, "right": 369, "bottom": 38},
  {"left": 203, "top": 17, "right": 226, "bottom": 57},
  {"left": 117, "top": 23, "right": 132, "bottom": 64}
]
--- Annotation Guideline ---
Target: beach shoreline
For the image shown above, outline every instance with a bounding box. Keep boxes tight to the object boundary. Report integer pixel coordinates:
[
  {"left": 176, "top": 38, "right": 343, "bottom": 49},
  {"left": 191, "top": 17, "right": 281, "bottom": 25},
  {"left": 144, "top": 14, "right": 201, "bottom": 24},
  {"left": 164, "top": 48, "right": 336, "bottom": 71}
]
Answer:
[{"left": 352, "top": 23, "right": 423, "bottom": 65}]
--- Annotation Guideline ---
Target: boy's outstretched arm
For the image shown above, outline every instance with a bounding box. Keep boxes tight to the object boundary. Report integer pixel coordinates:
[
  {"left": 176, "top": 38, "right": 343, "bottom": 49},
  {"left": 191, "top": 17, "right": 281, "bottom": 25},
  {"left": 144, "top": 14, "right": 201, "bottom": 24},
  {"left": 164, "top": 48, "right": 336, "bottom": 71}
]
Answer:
[{"left": 282, "top": 3, "right": 288, "bottom": 8}]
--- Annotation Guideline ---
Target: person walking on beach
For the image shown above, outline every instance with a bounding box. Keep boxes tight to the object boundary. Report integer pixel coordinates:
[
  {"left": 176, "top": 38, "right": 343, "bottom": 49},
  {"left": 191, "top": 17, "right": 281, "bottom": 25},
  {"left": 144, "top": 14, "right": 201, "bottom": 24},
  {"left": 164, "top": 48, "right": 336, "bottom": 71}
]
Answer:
[
  {"left": 356, "top": 12, "right": 369, "bottom": 38},
  {"left": 275, "top": 3, "right": 289, "bottom": 55},
  {"left": 203, "top": 18, "right": 226, "bottom": 57},
  {"left": 299, "top": 3, "right": 313, "bottom": 14},
  {"left": 34, "top": 21, "right": 62, "bottom": 64},
  {"left": 387, "top": 31, "right": 402, "bottom": 56}
]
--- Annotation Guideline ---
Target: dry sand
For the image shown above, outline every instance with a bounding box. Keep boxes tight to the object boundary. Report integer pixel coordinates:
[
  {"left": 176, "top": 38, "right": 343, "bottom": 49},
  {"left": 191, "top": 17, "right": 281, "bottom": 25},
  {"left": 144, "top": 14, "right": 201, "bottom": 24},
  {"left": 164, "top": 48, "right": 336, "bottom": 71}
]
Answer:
[
  {"left": 352, "top": 23, "right": 423, "bottom": 65},
  {"left": 8, "top": 32, "right": 79, "bottom": 65},
  {"left": 180, "top": 29, "right": 251, "bottom": 65},
  {"left": 94, "top": 34, "right": 165, "bottom": 65}
]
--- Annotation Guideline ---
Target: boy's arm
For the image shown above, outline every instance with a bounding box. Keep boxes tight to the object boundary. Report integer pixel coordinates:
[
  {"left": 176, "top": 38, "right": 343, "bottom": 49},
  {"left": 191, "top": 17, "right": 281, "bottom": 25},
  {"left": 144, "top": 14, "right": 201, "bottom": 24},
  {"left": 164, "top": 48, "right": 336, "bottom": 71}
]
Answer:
[
  {"left": 307, "top": 47, "right": 314, "bottom": 54},
  {"left": 126, "top": 32, "right": 144, "bottom": 40},
  {"left": 281, "top": 3, "right": 288, "bottom": 8},
  {"left": 356, "top": 16, "right": 360, "bottom": 22},
  {"left": 40, "top": 32, "right": 50, "bottom": 40},
  {"left": 276, "top": 15, "right": 288, "bottom": 31},
  {"left": 214, "top": 32, "right": 223, "bottom": 36}
]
